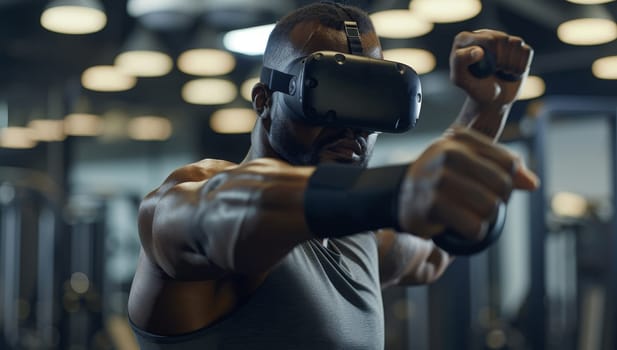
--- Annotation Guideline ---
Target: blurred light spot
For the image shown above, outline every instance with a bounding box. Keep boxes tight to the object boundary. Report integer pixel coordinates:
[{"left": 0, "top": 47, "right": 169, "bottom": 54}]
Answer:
[
  {"left": 70, "top": 272, "right": 90, "bottom": 294},
  {"left": 567, "top": 0, "right": 615, "bottom": 3},
  {"left": 409, "top": 0, "right": 482, "bottom": 23},
  {"left": 241, "top": 77, "right": 260, "bottom": 101},
  {"left": 370, "top": 10, "right": 433, "bottom": 38},
  {"left": 552, "top": 192, "right": 588, "bottom": 218},
  {"left": 27, "top": 119, "right": 66, "bottom": 142},
  {"left": 115, "top": 51, "right": 173, "bottom": 77},
  {"left": 128, "top": 116, "right": 172, "bottom": 141},
  {"left": 0, "top": 127, "right": 37, "bottom": 149},
  {"left": 210, "top": 108, "right": 256, "bottom": 134},
  {"left": 518, "top": 75, "right": 546, "bottom": 100},
  {"left": 41, "top": 4, "right": 107, "bottom": 35},
  {"left": 592, "top": 55, "right": 617, "bottom": 79},
  {"left": 557, "top": 18, "right": 617, "bottom": 45},
  {"left": 64, "top": 113, "right": 102, "bottom": 136},
  {"left": 383, "top": 48, "right": 436, "bottom": 74},
  {"left": 178, "top": 49, "right": 236, "bottom": 76},
  {"left": 486, "top": 329, "right": 507, "bottom": 349},
  {"left": 182, "top": 79, "right": 237, "bottom": 105},
  {"left": 82, "top": 65, "right": 137, "bottom": 92},
  {"left": 223, "top": 23, "right": 275, "bottom": 56}
]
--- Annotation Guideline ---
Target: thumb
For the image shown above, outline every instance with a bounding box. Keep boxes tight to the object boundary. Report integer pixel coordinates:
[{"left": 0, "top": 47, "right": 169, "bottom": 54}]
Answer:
[
  {"left": 453, "top": 45, "right": 485, "bottom": 70},
  {"left": 513, "top": 161, "right": 540, "bottom": 190}
]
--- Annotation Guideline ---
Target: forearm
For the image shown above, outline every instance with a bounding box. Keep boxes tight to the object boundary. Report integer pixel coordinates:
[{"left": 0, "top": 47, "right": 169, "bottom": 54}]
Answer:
[{"left": 454, "top": 97, "right": 512, "bottom": 140}]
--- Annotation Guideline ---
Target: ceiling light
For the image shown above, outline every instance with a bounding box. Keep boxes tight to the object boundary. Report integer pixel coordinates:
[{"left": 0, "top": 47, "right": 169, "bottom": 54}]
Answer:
[
  {"left": 115, "top": 27, "right": 173, "bottom": 77},
  {"left": 223, "top": 23, "right": 275, "bottom": 56},
  {"left": 566, "top": 0, "right": 615, "bottom": 4},
  {"left": 0, "top": 127, "right": 37, "bottom": 149},
  {"left": 178, "top": 49, "right": 236, "bottom": 76},
  {"left": 27, "top": 119, "right": 66, "bottom": 141},
  {"left": 210, "top": 108, "right": 256, "bottom": 134},
  {"left": 40, "top": 0, "right": 107, "bottom": 34},
  {"left": 551, "top": 192, "right": 588, "bottom": 218},
  {"left": 81, "top": 65, "right": 137, "bottom": 92},
  {"left": 409, "top": 0, "right": 482, "bottom": 23},
  {"left": 64, "top": 113, "right": 102, "bottom": 136},
  {"left": 115, "top": 51, "right": 173, "bottom": 77},
  {"left": 518, "top": 76, "right": 546, "bottom": 100},
  {"left": 182, "top": 79, "right": 237, "bottom": 105},
  {"left": 370, "top": 10, "right": 433, "bottom": 38},
  {"left": 128, "top": 116, "right": 172, "bottom": 141},
  {"left": 592, "top": 55, "right": 617, "bottom": 79},
  {"left": 383, "top": 48, "right": 436, "bottom": 74},
  {"left": 557, "top": 18, "right": 617, "bottom": 45},
  {"left": 241, "top": 77, "right": 259, "bottom": 101}
]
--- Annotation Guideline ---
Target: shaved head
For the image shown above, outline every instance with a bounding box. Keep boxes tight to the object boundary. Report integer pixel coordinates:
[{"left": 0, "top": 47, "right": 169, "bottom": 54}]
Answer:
[
  {"left": 250, "top": 2, "right": 382, "bottom": 167},
  {"left": 263, "top": 2, "right": 378, "bottom": 70}
]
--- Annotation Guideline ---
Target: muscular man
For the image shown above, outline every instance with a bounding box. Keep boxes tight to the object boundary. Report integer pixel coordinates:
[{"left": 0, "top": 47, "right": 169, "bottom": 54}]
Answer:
[{"left": 128, "top": 3, "right": 538, "bottom": 349}]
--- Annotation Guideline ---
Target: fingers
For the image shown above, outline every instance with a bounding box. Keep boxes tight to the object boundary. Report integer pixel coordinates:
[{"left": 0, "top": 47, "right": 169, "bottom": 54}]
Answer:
[
  {"left": 427, "top": 192, "right": 489, "bottom": 241},
  {"left": 452, "top": 45, "right": 485, "bottom": 70},
  {"left": 446, "top": 127, "right": 540, "bottom": 190},
  {"left": 439, "top": 146, "right": 512, "bottom": 201}
]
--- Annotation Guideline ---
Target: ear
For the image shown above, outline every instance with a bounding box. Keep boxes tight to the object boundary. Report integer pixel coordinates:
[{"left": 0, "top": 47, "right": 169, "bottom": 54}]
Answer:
[{"left": 251, "top": 82, "right": 272, "bottom": 119}]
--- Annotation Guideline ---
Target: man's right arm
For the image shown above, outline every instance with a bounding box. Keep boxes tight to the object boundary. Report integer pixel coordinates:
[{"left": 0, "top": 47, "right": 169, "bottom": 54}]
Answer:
[
  {"left": 139, "top": 129, "right": 538, "bottom": 282},
  {"left": 139, "top": 158, "right": 316, "bottom": 280}
]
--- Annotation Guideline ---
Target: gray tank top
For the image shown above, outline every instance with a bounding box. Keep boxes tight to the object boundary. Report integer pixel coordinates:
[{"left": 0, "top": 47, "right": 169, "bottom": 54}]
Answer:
[{"left": 130, "top": 233, "right": 385, "bottom": 349}]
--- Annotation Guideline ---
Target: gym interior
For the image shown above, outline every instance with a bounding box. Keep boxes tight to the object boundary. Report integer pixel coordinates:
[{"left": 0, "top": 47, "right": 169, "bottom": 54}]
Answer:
[{"left": 1, "top": 0, "right": 616, "bottom": 349}]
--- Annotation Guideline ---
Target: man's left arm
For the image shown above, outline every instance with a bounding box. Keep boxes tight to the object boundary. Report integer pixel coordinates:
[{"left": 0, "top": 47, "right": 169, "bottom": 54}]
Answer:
[
  {"left": 450, "top": 29, "right": 534, "bottom": 139},
  {"left": 377, "top": 30, "right": 534, "bottom": 288}
]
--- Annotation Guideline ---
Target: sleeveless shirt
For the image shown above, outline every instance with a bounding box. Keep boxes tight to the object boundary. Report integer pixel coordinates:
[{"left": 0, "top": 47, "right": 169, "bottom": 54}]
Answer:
[{"left": 130, "top": 233, "right": 385, "bottom": 350}]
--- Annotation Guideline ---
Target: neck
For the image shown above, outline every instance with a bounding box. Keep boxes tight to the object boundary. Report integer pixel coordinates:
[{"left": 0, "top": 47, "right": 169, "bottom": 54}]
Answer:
[{"left": 242, "top": 119, "right": 281, "bottom": 164}]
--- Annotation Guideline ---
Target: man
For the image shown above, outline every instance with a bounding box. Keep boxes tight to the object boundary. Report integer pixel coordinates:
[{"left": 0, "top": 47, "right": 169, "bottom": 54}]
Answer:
[{"left": 128, "top": 2, "right": 538, "bottom": 349}]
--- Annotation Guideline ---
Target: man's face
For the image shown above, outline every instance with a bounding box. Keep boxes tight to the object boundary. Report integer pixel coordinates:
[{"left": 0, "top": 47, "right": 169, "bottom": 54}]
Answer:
[{"left": 266, "top": 20, "right": 382, "bottom": 167}]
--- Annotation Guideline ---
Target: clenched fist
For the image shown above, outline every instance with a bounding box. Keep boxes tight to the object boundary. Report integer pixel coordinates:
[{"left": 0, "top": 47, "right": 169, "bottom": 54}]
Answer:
[{"left": 450, "top": 30, "right": 534, "bottom": 108}]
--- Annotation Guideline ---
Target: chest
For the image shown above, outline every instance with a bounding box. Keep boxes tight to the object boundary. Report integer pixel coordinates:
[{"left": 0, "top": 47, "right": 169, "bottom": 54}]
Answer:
[{"left": 216, "top": 234, "right": 385, "bottom": 349}]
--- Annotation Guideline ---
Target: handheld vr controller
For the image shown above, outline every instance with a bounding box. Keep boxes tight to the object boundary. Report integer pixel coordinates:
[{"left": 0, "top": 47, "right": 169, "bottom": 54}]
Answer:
[
  {"left": 468, "top": 47, "right": 522, "bottom": 82},
  {"left": 433, "top": 202, "right": 507, "bottom": 256}
]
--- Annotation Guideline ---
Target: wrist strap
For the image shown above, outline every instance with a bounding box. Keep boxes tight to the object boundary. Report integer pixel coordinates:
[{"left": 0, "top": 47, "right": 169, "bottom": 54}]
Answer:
[{"left": 304, "top": 163, "right": 408, "bottom": 238}]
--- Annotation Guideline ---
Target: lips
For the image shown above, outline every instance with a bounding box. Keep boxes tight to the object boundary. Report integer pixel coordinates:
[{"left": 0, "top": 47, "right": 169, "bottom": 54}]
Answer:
[
  {"left": 319, "top": 137, "right": 367, "bottom": 163},
  {"left": 327, "top": 137, "right": 365, "bottom": 155}
]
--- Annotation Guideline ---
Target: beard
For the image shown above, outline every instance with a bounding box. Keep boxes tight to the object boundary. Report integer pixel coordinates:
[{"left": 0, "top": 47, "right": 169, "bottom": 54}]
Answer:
[{"left": 267, "top": 98, "right": 375, "bottom": 167}]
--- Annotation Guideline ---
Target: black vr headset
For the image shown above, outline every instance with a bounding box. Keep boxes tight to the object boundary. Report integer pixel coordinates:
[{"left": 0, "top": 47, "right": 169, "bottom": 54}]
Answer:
[{"left": 260, "top": 21, "right": 422, "bottom": 133}]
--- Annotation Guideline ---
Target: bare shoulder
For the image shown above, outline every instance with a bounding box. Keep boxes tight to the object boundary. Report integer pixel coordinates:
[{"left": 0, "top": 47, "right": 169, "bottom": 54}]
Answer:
[
  {"left": 137, "top": 158, "right": 237, "bottom": 267},
  {"left": 166, "top": 158, "right": 238, "bottom": 184},
  {"left": 161, "top": 157, "right": 294, "bottom": 185}
]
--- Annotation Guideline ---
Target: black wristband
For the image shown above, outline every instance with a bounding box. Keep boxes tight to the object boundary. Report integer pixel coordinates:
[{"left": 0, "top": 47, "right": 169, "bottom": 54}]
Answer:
[{"left": 304, "top": 163, "right": 408, "bottom": 238}]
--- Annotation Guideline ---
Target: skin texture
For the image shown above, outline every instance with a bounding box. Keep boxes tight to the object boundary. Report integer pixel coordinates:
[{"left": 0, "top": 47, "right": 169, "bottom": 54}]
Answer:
[{"left": 128, "top": 19, "right": 538, "bottom": 336}]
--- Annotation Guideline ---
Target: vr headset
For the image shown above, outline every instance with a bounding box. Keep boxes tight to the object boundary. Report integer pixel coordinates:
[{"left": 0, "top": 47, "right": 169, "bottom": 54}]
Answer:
[{"left": 260, "top": 21, "right": 422, "bottom": 133}]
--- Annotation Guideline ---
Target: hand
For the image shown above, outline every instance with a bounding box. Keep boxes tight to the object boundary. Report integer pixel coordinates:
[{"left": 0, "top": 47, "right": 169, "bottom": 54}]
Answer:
[
  {"left": 450, "top": 30, "right": 534, "bottom": 108},
  {"left": 397, "top": 127, "right": 539, "bottom": 241}
]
